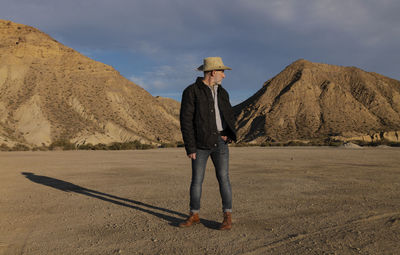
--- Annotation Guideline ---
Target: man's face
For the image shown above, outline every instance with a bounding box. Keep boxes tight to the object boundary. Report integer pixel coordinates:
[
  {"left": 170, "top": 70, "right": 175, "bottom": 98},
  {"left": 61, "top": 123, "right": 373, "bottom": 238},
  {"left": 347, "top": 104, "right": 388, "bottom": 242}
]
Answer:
[{"left": 212, "top": 70, "right": 225, "bottom": 85}]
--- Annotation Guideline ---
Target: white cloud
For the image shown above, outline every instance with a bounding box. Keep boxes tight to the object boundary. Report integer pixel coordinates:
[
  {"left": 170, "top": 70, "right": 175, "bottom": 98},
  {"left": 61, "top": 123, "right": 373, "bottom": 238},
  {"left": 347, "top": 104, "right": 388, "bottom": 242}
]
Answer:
[
  {"left": 128, "top": 58, "right": 199, "bottom": 95},
  {"left": 128, "top": 75, "right": 148, "bottom": 88}
]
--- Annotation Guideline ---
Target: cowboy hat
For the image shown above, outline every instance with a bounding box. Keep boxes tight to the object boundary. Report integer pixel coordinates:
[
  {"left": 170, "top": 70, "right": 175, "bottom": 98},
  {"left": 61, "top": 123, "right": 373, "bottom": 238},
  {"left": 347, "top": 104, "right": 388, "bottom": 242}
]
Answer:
[{"left": 197, "top": 57, "right": 232, "bottom": 72}]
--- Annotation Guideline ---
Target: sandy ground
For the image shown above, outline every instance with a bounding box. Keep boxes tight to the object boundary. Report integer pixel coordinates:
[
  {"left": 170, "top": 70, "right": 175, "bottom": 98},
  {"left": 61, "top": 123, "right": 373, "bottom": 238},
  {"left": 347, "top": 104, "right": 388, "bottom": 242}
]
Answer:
[{"left": 0, "top": 147, "right": 399, "bottom": 255}]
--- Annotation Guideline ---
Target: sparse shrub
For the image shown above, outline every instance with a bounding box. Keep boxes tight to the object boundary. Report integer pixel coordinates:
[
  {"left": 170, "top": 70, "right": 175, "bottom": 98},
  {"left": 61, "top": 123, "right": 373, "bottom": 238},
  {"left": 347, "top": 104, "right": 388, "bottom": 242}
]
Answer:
[
  {"left": 285, "top": 141, "right": 308, "bottom": 146},
  {"left": 309, "top": 140, "right": 325, "bottom": 146},
  {"left": 106, "top": 142, "right": 121, "bottom": 150},
  {"left": 0, "top": 143, "right": 11, "bottom": 151},
  {"left": 49, "top": 140, "right": 76, "bottom": 150},
  {"left": 32, "top": 145, "right": 48, "bottom": 151},
  {"left": 232, "top": 142, "right": 260, "bottom": 147},
  {"left": 11, "top": 143, "right": 30, "bottom": 151},
  {"left": 351, "top": 139, "right": 400, "bottom": 147},
  {"left": 324, "top": 138, "right": 344, "bottom": 147},
  {"left": 159, "top": 143, "right": 177, "bottom": 148},
  {"left": 352, "top": 140, "right": 375, "bottom": 147},
  {"left": 260, "top": 142, "right": 271, "bottom": 147},
  {"left": 328, "top": 140, "right": 344, "bottom": 147},
  {"left": 77, "top": 143, "right": 96, "bottom": 150},
  {"left": 378, "top": 139, "right": 400, "bottom": 147},
  {"left": 387, "top": 142, "right": 400, "bottom": 147},
  {"left": 93, "top": 143, "right": 108, "bottom": 150},
  {"left": 107, "top": 141, "right": 154, "bottom": 150}
]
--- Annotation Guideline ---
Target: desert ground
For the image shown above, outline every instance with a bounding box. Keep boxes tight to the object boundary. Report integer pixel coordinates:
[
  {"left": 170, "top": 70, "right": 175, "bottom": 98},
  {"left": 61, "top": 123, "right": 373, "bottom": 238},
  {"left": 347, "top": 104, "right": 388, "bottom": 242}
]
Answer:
[{"left": 0, "top": 146, "right": 399, "bottom": 255}]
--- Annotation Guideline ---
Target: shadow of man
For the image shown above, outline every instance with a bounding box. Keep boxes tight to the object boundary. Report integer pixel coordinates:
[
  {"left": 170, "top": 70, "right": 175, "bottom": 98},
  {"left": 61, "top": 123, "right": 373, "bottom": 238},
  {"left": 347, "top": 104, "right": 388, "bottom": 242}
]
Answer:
[{"left": 21, "top": 172, "right": 219, "bottom": 229}]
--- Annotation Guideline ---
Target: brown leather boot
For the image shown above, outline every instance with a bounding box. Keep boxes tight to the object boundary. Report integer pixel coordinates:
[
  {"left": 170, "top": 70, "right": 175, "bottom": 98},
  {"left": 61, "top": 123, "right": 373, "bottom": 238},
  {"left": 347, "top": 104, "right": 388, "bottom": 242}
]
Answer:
[
  {"left": 219, "top": 212, "right": 232, "bottom": 230},
  {"left": 179, "top": 212, "right": 200, "bottom": 227}
]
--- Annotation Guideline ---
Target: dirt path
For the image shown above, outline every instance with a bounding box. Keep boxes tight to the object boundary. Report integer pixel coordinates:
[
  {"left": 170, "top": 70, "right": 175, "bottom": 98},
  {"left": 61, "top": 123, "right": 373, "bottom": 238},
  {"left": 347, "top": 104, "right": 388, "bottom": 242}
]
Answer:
[{"left": 1, "top": 147, "right": 399, "bottom": 254}]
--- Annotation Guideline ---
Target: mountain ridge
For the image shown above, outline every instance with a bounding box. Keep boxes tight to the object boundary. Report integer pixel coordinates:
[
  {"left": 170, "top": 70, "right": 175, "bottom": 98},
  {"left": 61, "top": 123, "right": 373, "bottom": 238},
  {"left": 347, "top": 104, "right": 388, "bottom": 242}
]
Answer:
[
  {"left": 234, "top": 59, "right": 400, "bottom": 143},
  {"left": 2, "top": 19, "right": 399, "bottom": 148},
  {"left": 0, "top": 19, "right": 181, "bottom": 148}
]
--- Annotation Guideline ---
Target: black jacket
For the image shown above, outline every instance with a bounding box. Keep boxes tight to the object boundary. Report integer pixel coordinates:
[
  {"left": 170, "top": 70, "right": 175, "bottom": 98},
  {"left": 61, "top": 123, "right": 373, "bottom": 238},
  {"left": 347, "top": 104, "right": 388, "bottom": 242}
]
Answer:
[{"left": 180, "top": 77, "right": 237, "bottom": 155}]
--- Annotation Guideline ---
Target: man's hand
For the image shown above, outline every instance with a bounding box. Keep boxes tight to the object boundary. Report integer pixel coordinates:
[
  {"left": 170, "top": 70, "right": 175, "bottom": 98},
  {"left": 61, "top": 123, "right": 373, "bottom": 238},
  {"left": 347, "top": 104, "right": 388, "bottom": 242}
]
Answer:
[
  {"left": 188, "top": 153, "right": 196, "bottom": 160},
  {"left": 221, "top": 136, "right": 228, "bottom": 142}
]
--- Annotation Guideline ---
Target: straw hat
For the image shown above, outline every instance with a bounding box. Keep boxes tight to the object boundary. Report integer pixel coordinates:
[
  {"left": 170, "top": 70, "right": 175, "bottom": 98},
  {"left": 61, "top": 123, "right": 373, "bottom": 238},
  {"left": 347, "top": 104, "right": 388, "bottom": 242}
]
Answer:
[{"left": 197, "top": 57, "right": 232, "bottom": 72}]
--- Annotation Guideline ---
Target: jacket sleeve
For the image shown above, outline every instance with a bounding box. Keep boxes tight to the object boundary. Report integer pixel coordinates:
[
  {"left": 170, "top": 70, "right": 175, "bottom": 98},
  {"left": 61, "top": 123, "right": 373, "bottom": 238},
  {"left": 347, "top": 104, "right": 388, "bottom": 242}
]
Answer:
[{"left": 180, "top": 87, "right": 197, "bottom": 155}]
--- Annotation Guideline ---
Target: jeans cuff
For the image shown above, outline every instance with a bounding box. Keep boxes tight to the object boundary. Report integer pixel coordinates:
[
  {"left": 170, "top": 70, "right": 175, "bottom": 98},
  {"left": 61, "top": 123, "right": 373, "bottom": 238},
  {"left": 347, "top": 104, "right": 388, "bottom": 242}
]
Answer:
[{"left": 190, "top": 209, "right": 200, "bottom": 214}]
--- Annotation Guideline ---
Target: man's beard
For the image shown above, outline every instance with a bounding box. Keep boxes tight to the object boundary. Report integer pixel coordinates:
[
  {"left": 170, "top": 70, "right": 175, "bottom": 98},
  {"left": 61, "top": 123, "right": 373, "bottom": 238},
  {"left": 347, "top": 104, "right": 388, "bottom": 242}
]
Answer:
[{"left": 212, "top": 77, "right": 222, "bottom": 86}]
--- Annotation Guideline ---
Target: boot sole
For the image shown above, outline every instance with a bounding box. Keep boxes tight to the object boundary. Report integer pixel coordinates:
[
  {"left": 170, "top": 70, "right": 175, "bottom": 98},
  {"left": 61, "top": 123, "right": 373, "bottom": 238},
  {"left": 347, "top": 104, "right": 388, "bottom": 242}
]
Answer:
[
  {"left": 219, "top": 226, "right": 232, "bottom": 230},
  {"left": 179, "top": 221, "right": 200, "bottom": 228}
]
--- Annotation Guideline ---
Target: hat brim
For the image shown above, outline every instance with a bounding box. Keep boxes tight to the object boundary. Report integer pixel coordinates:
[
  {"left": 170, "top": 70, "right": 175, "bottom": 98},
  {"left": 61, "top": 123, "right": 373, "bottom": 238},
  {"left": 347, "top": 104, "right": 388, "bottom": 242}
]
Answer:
[{"left": 197, "top": 65, "right": 232, "bottom": 72}]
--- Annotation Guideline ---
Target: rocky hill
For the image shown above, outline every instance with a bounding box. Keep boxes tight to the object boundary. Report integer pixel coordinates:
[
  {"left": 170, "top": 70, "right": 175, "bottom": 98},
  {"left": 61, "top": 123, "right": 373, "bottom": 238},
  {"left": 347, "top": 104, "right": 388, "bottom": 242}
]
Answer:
[
  {"left": 234, "top": 59, "right": 400, "bottom": 143},
  {"left": 0, "top": 20, "right": 181, "bottom": 148}
]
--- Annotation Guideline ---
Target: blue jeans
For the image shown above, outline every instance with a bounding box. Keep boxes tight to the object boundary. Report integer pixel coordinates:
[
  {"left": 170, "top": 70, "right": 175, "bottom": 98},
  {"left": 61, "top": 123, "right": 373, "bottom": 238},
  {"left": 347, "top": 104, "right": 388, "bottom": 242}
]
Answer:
[{"left": 190, "top": 136, "right": 232, "bottom": 213}]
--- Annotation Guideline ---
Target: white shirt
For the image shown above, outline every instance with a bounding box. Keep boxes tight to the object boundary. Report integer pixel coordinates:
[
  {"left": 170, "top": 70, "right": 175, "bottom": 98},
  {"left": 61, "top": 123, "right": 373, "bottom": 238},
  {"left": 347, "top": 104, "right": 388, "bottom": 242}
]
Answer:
[{"left": 209, "top": 85, "right": 226, "bottom": 132}]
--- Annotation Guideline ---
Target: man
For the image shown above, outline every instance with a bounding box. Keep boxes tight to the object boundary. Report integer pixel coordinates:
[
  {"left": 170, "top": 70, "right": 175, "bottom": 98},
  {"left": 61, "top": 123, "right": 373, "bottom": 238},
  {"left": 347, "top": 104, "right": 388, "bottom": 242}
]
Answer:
[{"left": 179, "top": 57, "right": 237, "bottom": 230}]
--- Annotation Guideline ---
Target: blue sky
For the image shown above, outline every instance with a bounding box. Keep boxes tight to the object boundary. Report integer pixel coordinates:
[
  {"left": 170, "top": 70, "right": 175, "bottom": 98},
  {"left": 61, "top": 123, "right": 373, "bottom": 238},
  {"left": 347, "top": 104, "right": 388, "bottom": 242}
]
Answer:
[{"left": 1, "top": 0, "right": 400, "bottom": 105}]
